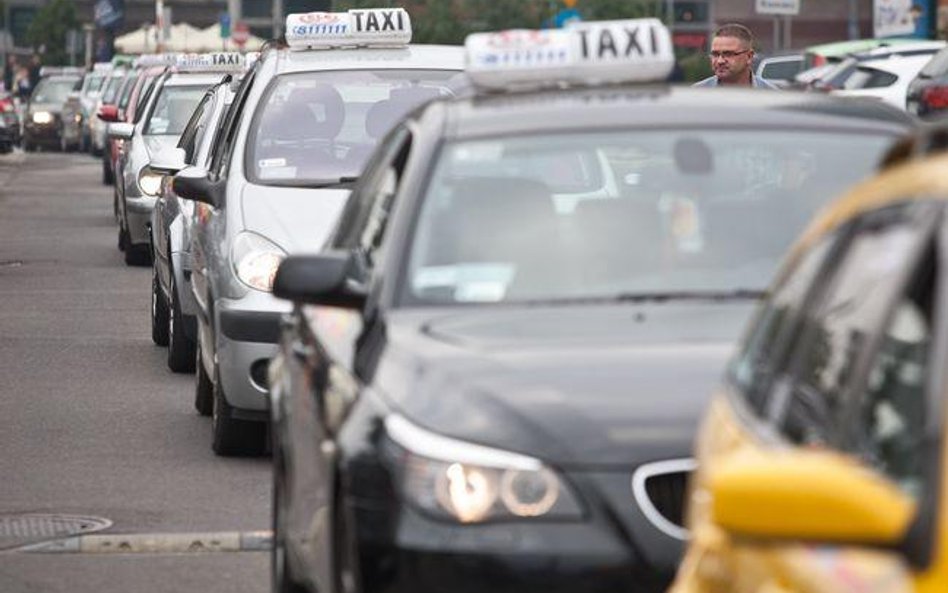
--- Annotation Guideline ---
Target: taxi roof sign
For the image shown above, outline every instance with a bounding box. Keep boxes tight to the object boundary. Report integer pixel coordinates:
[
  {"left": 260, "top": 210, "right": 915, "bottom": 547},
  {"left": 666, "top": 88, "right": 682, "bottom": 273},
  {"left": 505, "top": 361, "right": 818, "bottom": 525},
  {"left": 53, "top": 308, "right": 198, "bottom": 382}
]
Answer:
[
  {"left": 285, "top": 8, "right": 412, "bottom": 50},
  {"left": 465, "top": 18, "right": 674, "bottom": 91},
  {"left": 175, "top": 52, "right": 245, "bottom": 72},
  {"left": 133, "top": 53, "right": 179, "bottom": 68}
]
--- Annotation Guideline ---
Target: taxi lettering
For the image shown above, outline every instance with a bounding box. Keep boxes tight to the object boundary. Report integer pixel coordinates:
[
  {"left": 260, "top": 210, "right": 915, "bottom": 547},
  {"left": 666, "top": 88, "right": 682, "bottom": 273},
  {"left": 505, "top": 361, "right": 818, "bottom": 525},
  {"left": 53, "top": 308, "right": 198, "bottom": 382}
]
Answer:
[
  {"left": 351, "top": 9, "right": 405, "bottom": 33},
  {"left": 211, "top": 53, "right": 241, "bottom": 66},
  {"left": 576, "top": 24, "right": 659, "bottom": 60}
]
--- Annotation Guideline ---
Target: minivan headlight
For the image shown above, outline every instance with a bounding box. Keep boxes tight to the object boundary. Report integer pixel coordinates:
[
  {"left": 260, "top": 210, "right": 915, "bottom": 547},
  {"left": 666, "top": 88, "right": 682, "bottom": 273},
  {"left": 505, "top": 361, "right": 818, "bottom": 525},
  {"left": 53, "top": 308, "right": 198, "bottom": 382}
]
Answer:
[
  {"left": 231, "top": 232, "right": 286, "bottom": 292},
  {"left": 382, "top": 415, "right": 583, "bottom": 523},
  {"left": 32, "top": 111, "right": 53, "bottom": 124}
]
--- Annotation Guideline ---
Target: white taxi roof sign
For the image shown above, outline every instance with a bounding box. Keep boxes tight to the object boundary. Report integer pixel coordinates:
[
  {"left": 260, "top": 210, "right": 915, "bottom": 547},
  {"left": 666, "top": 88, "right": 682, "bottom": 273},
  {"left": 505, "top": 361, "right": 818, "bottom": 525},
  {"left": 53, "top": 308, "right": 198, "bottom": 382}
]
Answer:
[
  {"left": 285, "top": 8, "right": 412, "bottom": 50},
  {"left": 175, "top": 52, "right": 245, "bottom": 72},
  {"left": 465, "top": 18, "right": 674, "bottom": 91},
  {"left": 133, "top": 53, "right": 179, "bottom": 68}
]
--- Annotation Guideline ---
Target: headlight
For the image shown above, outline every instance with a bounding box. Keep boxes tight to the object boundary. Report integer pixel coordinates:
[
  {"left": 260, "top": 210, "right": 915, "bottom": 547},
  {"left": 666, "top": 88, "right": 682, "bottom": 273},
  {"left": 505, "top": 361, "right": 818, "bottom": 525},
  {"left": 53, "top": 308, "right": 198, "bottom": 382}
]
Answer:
[
  {"left": 382, "top": 415, "right": 583, "bottom": 523},
  {"left": 231, "top": 232, "right": 286, "bottom": 292},
  {"left": 74, "top": 113, "right": 82, "bottom": 124},
  {"left": 32, "top": 111, "right": 52, "bottom": 124},
  {"left": 137, "top": 170, "right": 163, "bottom": 197}
]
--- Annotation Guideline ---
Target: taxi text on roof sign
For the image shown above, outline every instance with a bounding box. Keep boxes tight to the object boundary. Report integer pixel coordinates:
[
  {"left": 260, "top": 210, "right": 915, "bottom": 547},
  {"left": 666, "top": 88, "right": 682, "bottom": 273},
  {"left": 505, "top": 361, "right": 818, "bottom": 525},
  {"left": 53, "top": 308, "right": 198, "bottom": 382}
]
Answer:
[
  {"left": 465, "top": 18, "right": 674, "bottom": 91},
  {"left": 285, "top": 8, "right": 412, "bottom": 50},
  {"left": 175, "top": 52, "right": 245, "bottom": 72}
]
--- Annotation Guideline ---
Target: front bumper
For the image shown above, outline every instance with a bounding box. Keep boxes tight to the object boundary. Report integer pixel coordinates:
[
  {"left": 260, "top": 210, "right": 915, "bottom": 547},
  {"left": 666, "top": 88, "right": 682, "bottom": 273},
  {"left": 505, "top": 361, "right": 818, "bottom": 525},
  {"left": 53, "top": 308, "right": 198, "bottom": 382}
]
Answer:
[
  {"left": 352, "top": 502, "right": 671, "bottom": 593},
  {"left": 213, "top": 296, "right": 289, "bottom": 414},
  {"left": 125, "top": 195, "right": 157, "bottom": 246},
  {"left": 24, "top": 120, "right": 60, "bottom": 144}
]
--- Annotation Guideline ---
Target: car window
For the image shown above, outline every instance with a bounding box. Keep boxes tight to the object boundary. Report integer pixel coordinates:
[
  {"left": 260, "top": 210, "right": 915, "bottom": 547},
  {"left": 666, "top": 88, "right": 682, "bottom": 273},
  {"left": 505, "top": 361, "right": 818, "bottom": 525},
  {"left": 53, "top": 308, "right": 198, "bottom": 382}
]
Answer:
[
  {"left": 842, "top": 66, "right": 899, "bottom": 90},
  {"left": 132, "top": 75, "right": 159, "bottom": 123},
  {"left": 176, "top": 91, "right": 213, "bottom": 164},
  {"left": 761, "top": 58, "right": 802, "bottom": 81},
  {"left": 31, "top": 78, "right": 80, "bottom": 103},
  {"left": 209, "top": 69, "right": 256, "bottom": 179},
  {"left": 246, "top": 69, "right": 464, "bottom": 186},
  {"left": 117, "top": 73, "right": 138, "bottom": 111},
  {"left": 144, "top": 85, "right": 207, "bottom": 136},
  {"left": 852, "top": 246, "right": 935, "bottom": 499},
  {"left": 776, "top": 205, "right": 934, "bottom": 449},
  {"left": 101, "top": 71, "right": 127, "bottom": 104},
  {"left": 729, "top": 233, "right": 841, "bottom": 417},
  {"left": 84, "top": 73, "right": 106, "bottom": 94},
  {"left": 404, "top": 129, "right": 897, "bottom": 305}
]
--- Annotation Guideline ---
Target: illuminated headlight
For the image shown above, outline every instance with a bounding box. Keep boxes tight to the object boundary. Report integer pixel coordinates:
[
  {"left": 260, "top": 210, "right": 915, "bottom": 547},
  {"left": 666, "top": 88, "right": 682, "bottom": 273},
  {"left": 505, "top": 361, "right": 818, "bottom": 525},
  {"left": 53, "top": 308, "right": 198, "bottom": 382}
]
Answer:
[
  {"left": 32, "top": 111, "right": 53, "bottom": 124},
  {"left": 74, "top": 113, "right": 82, "bottom": 124},
  {"left": 231, "top": 232, "right": 286, "bottom": 292},
  {"left": 137, "top": 170, "right": 163, "bottom": 197},
  {"left": 383, "top": 415, "right": 583, "bottom": 523}
]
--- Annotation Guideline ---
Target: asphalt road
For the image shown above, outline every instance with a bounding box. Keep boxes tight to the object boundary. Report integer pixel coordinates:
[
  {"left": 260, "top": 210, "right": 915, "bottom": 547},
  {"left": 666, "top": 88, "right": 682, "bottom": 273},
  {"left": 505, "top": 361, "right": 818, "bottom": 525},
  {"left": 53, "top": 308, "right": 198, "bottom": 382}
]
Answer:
[{"left": 0, "top": 150, "right": 270, "bottom": 592}]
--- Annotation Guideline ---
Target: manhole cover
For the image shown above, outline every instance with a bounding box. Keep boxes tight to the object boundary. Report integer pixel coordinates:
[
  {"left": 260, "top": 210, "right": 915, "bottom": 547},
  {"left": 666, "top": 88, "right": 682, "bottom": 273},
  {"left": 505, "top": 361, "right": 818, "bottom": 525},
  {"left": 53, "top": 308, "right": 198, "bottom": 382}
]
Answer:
[{"left": 0, "top": 514, "right": 112, "bottom": 551}]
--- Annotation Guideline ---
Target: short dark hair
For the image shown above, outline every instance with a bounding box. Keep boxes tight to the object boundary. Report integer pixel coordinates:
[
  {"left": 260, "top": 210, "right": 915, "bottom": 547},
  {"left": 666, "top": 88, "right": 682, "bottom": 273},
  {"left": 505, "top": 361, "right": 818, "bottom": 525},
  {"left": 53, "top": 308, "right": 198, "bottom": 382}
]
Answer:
[{"left": 713, "top": 23, "right": 755, "bottom": 48}]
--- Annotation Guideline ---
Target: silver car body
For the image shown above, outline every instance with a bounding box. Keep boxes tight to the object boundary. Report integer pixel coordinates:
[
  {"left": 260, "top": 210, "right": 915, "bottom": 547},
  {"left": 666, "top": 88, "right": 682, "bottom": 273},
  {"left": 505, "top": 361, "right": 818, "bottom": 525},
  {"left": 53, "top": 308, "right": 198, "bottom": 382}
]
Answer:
[
  {"left": 152, "top": 82, "right": 235, "bottom": 345},
  {"left": 63, "top": 68, "right": 110, "bottom": 150},
  {"left": 117, "top": 71, "right": 229, "bottom": 254},
  {"left": 190, "top": 45, "right": 466, "bottom": 425},
  {"left": 91, "top": 67, "right": 126, "bottom": 155}
]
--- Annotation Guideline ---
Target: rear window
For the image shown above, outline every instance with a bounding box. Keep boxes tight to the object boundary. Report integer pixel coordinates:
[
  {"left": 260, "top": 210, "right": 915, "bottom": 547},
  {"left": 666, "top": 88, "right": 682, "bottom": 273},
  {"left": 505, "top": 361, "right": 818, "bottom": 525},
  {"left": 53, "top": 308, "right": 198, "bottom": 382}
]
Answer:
[
  {"left": 919, "top": 47, "right": 948, "bottom": 78},
  {"left": 761, "top": 57, "right": 803, "bottom": 81},
  {"left": 842, "top": 66, "right": 899, "bottom": 90}
]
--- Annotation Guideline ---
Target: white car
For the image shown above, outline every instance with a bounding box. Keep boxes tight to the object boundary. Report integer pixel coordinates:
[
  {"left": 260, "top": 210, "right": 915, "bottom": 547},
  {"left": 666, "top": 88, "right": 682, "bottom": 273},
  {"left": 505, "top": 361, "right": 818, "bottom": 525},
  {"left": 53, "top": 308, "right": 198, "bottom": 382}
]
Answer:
[{"left": 831, "top": 53, "right": 937, "bottom": 109}]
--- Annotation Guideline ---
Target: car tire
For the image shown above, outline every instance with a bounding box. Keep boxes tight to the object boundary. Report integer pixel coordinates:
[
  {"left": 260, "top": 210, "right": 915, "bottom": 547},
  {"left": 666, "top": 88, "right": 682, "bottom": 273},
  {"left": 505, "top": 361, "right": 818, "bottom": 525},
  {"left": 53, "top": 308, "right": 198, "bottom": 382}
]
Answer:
[
  {"left": 194, "top": 338, "right": 214, "bottom": 416},
  {"left": 272, "top": 435, "right": 308, "bottom": 593},
  {"left": 122, "top": 225, "right": 150, "bottom": 266},
  {"left": 211, "top": 366, "right": 267, "bottom": 457},
  {"left": 167, "top": 273, "right": 196, "bottom": 373},
  {"left": 151, "top": 265, "right": 170, "bottom": 346}
]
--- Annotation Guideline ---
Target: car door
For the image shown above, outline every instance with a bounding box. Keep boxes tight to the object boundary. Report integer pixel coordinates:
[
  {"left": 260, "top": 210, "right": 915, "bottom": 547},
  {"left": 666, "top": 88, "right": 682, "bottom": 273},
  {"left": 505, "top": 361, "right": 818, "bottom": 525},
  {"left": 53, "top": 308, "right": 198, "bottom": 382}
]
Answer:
[
  {"left": 280, "top": 126, "right": 415, "bottom": 591},
  {"left": 728, "top": 201, "right": 941, "bottom": 593}
]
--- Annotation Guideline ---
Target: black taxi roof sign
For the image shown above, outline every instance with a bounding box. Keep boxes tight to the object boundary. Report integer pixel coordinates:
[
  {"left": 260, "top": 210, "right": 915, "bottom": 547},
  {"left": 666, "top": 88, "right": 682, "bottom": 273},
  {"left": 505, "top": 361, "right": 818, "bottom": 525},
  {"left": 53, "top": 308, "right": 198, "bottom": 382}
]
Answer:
[
  {"left": 285, "top": 8, "right": 412, "bottom": 50},
  {"left": 465, "top": 18, "right": 674, "bottom": 91}
]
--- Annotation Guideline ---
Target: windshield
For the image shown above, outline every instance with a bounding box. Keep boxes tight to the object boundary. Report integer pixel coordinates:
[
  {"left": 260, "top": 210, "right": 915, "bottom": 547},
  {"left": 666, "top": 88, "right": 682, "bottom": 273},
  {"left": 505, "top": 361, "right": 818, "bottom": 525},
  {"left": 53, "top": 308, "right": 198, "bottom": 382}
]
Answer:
[
  {"left": 247, "top": 69, "right": 465, "bottom": 186},
  {"left": 102, "top": 71, "right": 127, "bottom": 104},
  {"left": 32, "top": 78, "right": 79, "bottom": 104},
  {"left": 405, "top": 129, "right": 895, "bottom": 305},
  {"left": 84, "top": 73, "right": 106, "bottom": 94},
  {"left": 144, "top": 85, "right": 206, "bottom": 135}
]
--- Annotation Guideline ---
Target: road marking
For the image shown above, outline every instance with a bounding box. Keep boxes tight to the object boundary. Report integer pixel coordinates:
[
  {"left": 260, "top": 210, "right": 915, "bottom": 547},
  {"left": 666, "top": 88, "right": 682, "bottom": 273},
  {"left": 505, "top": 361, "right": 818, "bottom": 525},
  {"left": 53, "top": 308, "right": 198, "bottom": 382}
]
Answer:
[{"left": 14, "top": 530, "right": 272, "bottom": 555}]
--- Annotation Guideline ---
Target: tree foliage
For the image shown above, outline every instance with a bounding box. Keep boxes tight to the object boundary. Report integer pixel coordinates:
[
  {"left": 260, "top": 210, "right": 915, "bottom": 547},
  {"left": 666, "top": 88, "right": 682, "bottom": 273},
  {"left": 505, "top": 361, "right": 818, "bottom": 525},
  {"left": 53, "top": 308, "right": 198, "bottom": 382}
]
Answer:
[{"left": 26, "top": 0, "right": 78, "bottom": 65}]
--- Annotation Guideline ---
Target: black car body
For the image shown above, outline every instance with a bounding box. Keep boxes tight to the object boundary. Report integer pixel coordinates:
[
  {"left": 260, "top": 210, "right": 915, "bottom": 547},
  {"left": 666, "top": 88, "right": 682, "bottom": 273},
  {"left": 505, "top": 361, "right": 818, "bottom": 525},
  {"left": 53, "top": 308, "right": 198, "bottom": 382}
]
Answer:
[{"left": 268, "top": 73, "right": 916, "bottom": 593}]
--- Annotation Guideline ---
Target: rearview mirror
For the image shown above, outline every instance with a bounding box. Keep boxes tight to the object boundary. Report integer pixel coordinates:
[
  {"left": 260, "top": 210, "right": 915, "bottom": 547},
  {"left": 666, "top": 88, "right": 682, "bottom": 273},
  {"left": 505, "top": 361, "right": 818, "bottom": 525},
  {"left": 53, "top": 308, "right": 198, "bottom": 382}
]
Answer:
[
  {"left": 712, "top": 450, "right": 915, "bottom": 545},
  {"left": 172, "top": 167, "right": 223, "bottom": 208},
  {"left": 107, "top": 122, "right": 134, "bottom": 140},
  {"left": 150, "top": 147, "right": 187, "bottom": 175},
  {"left": 272, "top": 252, "right": 367, "bottom": 309},
  {"left": 97, "top": 104, "right": 119, "bottom": 122}
]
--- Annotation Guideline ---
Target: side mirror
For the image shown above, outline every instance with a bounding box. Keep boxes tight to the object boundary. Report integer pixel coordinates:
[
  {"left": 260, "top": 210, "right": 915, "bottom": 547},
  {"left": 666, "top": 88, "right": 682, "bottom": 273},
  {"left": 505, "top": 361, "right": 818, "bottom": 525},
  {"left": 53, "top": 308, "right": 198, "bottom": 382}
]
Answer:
[
  {"left": 107, "top": 122, "right": 134, "bottom": 140},
  {"left": 272, "top": 252, "right": 367, "bottom": 309},
  {"left": 172, "top": 167, "right": 224, "bottom": 208},
  {"left": 97, "top": 104, "right": 119, "bottom": 122},
  {"left": 712, "top": 450, "right": 915, "bottom": 545},
  {"left": 150, "top": 146, "right": 187, "bottom": 175}
]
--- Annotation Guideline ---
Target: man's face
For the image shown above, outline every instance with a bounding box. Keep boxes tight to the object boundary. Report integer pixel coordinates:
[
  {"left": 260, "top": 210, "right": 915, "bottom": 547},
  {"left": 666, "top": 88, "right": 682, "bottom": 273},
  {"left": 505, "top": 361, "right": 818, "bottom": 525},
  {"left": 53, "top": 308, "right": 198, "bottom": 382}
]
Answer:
[{"left": 710, "top": 35, "right": 753, "bottom": 83}]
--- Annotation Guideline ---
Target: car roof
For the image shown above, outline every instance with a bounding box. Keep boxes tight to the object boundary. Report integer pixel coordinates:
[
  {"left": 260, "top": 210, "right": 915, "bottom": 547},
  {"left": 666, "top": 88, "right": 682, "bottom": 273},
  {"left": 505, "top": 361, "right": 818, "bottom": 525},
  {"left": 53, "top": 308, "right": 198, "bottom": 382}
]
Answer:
[
  {"left": 437, "top": 86, "right": 915, "bottom": 141},
  {"left": 850, "top": 40, "right": 945, "bottom": 60},
  {"left": 269, "top": 43, "right": 465, "bottom": 74},
  {"left": 853, "top": 53, "right": 934, "bottom": 76},
  {"left": 798, "top": 151, "right": 948, "bottom": 247},
  {"left": 806, "top": 37, "right": 923, "bottom": 57}
]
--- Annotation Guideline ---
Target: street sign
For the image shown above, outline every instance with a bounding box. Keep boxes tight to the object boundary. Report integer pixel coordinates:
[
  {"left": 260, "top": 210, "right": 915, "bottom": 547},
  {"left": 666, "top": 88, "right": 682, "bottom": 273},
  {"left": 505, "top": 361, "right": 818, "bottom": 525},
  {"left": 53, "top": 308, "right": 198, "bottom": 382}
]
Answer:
[
  {"left": 220, "top": 13, "right": 231, "bottom": 39},
  {"left": 232, "top": 21, "right": 250, "bottom": 46},
  {"left": 755, "top": 0, "right": 800, "bottom": 16}
]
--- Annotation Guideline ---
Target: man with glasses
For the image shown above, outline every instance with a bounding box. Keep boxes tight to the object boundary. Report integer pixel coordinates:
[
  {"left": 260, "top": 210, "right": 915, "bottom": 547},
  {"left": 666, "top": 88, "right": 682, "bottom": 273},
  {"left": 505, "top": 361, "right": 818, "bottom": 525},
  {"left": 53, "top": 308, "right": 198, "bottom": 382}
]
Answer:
[{"left": 694, "top": 23, "right": 779, "bottom": 89}]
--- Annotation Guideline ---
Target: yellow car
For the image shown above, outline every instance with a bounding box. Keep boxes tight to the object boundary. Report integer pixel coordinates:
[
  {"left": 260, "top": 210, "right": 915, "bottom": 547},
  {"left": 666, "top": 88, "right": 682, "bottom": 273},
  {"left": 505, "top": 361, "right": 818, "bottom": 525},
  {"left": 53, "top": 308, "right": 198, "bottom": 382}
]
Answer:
[{"left": 671, "top": 145, "right": 948, "bottom": 593}]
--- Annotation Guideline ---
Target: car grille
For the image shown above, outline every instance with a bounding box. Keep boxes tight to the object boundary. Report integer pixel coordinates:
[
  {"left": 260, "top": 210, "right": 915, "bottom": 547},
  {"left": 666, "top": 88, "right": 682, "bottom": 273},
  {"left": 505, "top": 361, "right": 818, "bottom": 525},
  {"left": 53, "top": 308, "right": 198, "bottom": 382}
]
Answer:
[{"left": 631, "top": 458, "right": 696, "bottom": 540}]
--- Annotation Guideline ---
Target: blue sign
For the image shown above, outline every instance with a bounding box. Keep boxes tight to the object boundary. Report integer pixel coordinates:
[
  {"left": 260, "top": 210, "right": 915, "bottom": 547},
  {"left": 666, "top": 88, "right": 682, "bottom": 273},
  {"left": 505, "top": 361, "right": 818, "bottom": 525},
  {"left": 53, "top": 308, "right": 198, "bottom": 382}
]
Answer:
[
  {"left": 555, "top": 8, "right": 582, "bottom": 28},
  {"left": 220, "top": 13, "right": 232, "bottom": 39}
]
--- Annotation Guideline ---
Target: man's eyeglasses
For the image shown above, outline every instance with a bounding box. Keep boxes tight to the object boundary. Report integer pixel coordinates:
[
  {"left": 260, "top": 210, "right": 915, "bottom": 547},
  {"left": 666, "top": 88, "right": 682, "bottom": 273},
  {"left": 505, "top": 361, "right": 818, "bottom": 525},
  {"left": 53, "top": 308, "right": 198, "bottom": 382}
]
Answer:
[{"left": 708, "top": 49, "right": 750, "bottom": 59}]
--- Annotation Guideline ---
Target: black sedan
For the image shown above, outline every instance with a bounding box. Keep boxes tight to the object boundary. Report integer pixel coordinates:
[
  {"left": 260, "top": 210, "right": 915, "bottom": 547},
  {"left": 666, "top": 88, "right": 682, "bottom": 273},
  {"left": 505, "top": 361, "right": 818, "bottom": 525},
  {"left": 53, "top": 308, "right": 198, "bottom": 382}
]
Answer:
[{"left": 267, "top": 21, "right": 916, "bottom": 593}]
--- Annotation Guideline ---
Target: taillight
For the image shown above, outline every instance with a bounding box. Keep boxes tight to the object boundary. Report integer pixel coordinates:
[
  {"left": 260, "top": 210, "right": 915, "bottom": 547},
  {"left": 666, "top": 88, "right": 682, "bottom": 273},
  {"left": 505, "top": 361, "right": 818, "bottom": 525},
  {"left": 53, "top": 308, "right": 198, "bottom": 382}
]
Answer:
[
  {"left": 812, "top": 54, "right": 826, "bottom": 67},
  {"left": 922, "top": 86, "right": 948, "bottom": 109}
]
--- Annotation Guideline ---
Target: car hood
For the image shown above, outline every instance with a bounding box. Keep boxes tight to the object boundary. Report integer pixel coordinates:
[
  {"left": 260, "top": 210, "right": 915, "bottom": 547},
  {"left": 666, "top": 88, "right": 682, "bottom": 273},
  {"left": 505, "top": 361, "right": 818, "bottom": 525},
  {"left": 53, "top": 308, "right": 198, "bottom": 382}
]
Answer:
[
  {"left": 29, "top": 103, "right": 63, "bottom": 115},
  {"left": 143, "top": 136, "right": 179, "bottom": 160},
  {"left": 240, "top": 184, "right": 350, "bottom": 253},
  {"left": 380, "top": 302, "right": 756, "bottom": 468}
]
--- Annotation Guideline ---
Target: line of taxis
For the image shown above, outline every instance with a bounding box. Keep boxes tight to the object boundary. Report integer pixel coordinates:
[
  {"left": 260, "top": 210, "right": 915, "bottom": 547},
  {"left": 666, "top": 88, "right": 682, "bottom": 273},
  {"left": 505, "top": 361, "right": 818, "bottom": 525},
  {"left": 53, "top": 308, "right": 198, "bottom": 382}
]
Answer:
[{"left": 100, "top": 7, "right": 948, "bottom": 593}]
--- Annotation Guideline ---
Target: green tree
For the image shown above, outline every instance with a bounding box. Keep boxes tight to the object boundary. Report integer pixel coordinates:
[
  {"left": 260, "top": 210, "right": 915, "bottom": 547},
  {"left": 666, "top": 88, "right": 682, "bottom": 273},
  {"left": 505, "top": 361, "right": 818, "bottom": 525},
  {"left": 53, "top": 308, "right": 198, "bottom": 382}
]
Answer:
[
  {"left": 578, "top": 0, "right": 662, "bottom": 20},
  {"left": 26, "top": 0, "right": 78, "bottom": 66},
  {"left": 413, "top": 0, "right": 466, "bottom": 44}
]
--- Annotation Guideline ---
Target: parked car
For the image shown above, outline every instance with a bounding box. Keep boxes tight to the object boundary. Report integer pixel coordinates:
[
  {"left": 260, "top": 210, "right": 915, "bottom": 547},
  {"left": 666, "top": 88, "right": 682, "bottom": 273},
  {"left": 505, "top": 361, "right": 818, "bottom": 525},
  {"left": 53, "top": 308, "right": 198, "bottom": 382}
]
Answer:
[
  {"left": 831, "top": 53, "right": 937, "bottom": 109},
  {"left": 22, "top": 68, "right": 82, "bottom": 151},
  {"left": 670, "top": 126, "right": 948, "bottom": 593},
  {"left": 174, "top": 9, "right": 467, "bottom": 457},
  {"left": 91, "top": 66, "right": 128, "bottom": 157},
  {"left": 61, "top": 63, "right": 110, "bottom": 152},
  {"left": 0, "top": 90, "right": 21, "bottom": 148},
  {"left": 803, "top": 37, "right": 924, "bottom": 69},
  {"left": 906, "top": 45, "right": 948, "bottom": 118},
  {"left": 755, "top": 52, "right": 804, "bottom": 87},
  {"left": 150, "top": 80, "right": 236, "bottom": 373},
  {"left": 265, "top": 17, "right": 917, "bottom": 593}
]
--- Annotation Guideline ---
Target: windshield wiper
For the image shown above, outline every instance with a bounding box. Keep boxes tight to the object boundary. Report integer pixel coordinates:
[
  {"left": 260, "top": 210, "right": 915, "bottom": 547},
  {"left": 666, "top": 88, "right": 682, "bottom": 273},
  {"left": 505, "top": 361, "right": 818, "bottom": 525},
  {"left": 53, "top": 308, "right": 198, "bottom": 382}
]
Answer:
[{"left": 515, "top": 289, "right": 767, "bottom": 306}]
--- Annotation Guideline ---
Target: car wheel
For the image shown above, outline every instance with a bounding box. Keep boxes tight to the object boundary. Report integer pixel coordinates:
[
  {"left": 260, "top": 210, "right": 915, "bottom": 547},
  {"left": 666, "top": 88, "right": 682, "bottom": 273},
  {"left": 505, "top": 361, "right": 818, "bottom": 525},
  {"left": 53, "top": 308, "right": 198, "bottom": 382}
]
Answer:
[
  {"left": 151, "top": 264, "right": 170, "bottom": 346},
  {"left": 122, "top": 226, "right": 150, "bottom": 266},
  {"left": 272, "top": 435, "right": 308, "bottom": 593},
  {"left": 167, "top": 272, "right": 196, "bottom": 373},
  {"left": 194, "top": 337, "right": 213, "bottom": 416},
  {"left": 211, "top": 366, "right": 267, "bottom": 457}
]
